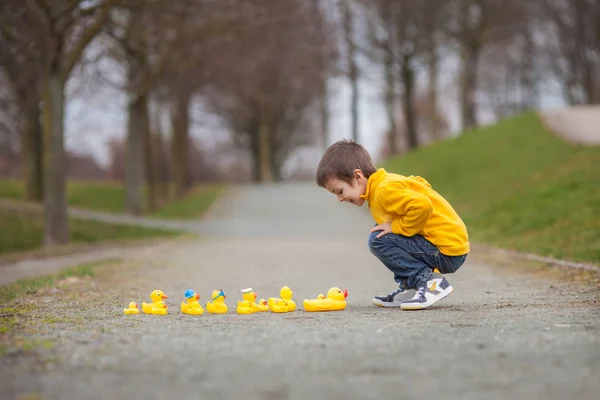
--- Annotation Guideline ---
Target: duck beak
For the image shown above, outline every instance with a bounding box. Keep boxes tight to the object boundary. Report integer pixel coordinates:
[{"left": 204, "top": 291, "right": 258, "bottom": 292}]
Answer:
[
  {"left": 162, "top": 294, "right": 168, "bottom": 299},
  {"left": 343, "top": 289, "right": 348, "bottom": 298},
  {"left": 254, "top": 293, "right": 257, "bottom": 299},
  {"left": 195, "top": 294, "right": 201, "bottom": 300}
]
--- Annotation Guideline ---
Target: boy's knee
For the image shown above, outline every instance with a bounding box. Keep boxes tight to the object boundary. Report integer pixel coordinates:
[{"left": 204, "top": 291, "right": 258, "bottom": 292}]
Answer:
[{"left": 368, "top": 231, "right": 393, "bottom": 254}]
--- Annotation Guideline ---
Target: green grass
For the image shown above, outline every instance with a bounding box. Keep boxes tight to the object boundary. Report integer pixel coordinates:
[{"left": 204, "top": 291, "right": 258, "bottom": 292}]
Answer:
[
  {"left": 0, "top": 209, "right": 179, "bottom": 257},
  {"left": 381, "top": 112, "right": 600, "bottom": 264},
  {"left": 0, "top": 259, "right": 114, "bottom": 304},
  {"left": 150, "top": 185, "right": 222, "bottom": 219},
  {"left": 0, "top": 181, "right": 222, "bottom": 218}
]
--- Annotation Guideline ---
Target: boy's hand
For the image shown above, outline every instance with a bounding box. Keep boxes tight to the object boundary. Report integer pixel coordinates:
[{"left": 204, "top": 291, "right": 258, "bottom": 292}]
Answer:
[{"left": 370, "top": 222, "right": 392, "bottom": 238}]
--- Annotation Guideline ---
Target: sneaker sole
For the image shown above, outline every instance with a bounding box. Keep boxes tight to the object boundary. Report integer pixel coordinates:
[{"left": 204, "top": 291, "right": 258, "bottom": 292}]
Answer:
[
  {"left": 400, "top": 285, "right": 454, "bottom": 310},
  {"left": 372, "top": 298, "right": 403, "bottom": 308}
]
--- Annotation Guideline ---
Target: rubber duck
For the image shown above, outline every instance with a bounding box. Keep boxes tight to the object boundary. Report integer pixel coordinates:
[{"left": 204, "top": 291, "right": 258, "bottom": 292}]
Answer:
[
  {"left": 123, "top": 302, "right": 140, "bottom": 315},
  {"left": 206, "top": 289, "right": 228, "bottom": 314},
  {"left": 270, "top": 299, "right": 292, "bottom": 313},
  {"left": 150, "top": 300, "right": 168, "bottom": 315},
  {"left": 267, "top": 286, "right": 296, "bottom": 312},
  {"left": 257, "top": 299, "right": 269, "bottom": 311},
  {"left": 303, "top": 287, "right": 348, "bottom": 312},
  {"left": 142, "top": 289, "right": 169, "bottom": 314},
  {"left": 181, "top": 289, "right": 204, "bottom": 315},
  {"left": 237, "top": 288, "right": 269, "bottom": 314}
]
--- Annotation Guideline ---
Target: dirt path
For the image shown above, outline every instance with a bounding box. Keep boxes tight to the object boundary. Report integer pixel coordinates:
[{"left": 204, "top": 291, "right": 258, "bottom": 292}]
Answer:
[
  {"left": 539, "top": 105, "right": 600, "bottom": 145},
  {"left": 1, "top": 183, "right": 598, "bottom": 400}
]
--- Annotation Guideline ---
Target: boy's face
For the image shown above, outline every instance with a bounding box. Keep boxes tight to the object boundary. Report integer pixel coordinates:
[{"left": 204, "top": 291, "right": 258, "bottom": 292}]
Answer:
[{"left": 324, "top": 169, "right": 368, "bottom": 207}]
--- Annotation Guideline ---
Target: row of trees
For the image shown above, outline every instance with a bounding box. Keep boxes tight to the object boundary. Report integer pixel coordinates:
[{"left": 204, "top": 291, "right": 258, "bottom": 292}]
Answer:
[
  {"left": 1, "top": 0, "right": 336, "bottom": 246},
  {"left": 1, "top": 0, "right": 598, "bottom": 247},
  {"left": 341, "top": 0, "right": 600, "bottom": 153}
]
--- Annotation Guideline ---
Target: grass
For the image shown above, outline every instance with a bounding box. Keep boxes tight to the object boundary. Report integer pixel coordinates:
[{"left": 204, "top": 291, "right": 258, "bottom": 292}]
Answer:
[
  {"left": 150, "top": 185, "right": 222, "bottom": 219},
  {"left": 381, "top": 112, "right": 600, "bottom": 264},
  {"left": 0, "top": 259, "right": 114, "bottom": 304},
  {"left": 0, "top": 180, "right": 222, "bottom": 218},
  {"left": 0, "top": 209, "right": 179, "bottom": 257}
]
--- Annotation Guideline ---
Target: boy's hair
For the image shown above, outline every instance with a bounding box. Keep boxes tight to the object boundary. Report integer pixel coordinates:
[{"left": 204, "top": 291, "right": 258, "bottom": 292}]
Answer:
[{"left": 316, "top": 139, "right": 377, "bottom": 187}]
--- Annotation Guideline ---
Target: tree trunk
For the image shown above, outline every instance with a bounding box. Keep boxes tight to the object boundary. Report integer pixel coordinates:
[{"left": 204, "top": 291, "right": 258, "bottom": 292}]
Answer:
[
  {"left": 342, "top": 0, "right": 359, "bottom": 142},
  {"left": 460, "top": 45, "right": 481, "bottom": 131},
  {"left": 42, "top": 67, "right": 69, "bottom": 246},
  {"left": 428, "top": 42, "right": 440, "bottom": 140},
  {"left": 141, "top": 93, "right": 157, "bottom": 212},
  {"left": 154, "top": 115, "right": 170, "bottom": 205},
  {"left": 21, "top": 101, "right": 43, "bottom": 202},
  {"left": 402, "top": 56, "right": 418, "bottom": 150},
  {"left": 384, "top": 42, "right": 397, "bottom": 155},
  {"left": 258, "top": 108, "right": 272, "bottom": 183},
  {"left": 171, "top": 90, "right": 191, "bottom": 198},
  {"left": 125, "top": 93, "right": 146, "bottom": 215},
  {"left": 319, "top": 79, "right": 329, "bottom": 152}
]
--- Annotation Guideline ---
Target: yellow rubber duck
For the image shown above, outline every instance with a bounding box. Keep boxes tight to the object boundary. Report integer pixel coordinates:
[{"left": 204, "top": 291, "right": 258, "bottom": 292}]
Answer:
[
  {"left": 237, "top": 288, "right": 269, "bottom": 314},
  {"left": 267, "top": 286, "right": 296, "bottom": 312},
  {"left": 123, "top": 302, "right": 140, "bottom": 315},
  {"left": 270, "top": 299, "right": 292, "bottom": 313},
  {"left": 257, "top": 299, "right": 269, "bottom": 310},
  {"left": 206, "top": 289, "right": 228, "bottom": 314},
  {"left": 181, "top": 289, "right": 204, "bottom": 315},
  {"left": 142, "top": 289, "right": 169, "bottom": 315},
  {"left": 303, "top": 287, "right": 348, "bottom": 312}
]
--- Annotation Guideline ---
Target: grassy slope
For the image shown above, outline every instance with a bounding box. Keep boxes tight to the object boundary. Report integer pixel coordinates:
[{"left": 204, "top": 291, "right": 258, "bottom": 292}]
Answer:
[{"left": 381, "top": 112, "right": 600, "bottom": 264}]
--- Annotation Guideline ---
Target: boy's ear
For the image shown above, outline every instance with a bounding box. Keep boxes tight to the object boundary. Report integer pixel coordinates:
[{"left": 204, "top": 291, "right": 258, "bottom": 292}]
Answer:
[{"left": 353, "top": 169, "right": 364, "bottom": 181}]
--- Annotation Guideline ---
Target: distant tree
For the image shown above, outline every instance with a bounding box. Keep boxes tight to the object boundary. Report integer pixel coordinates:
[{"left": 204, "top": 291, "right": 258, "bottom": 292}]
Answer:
[
  {"left": 7, "top": 0, "right": 116, "bottom": 245},
  {"left": 203, "top": 0, "right": 336, "bottom": 182}
]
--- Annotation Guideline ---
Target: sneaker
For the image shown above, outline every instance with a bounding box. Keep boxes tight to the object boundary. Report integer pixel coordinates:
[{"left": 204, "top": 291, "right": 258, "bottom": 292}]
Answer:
[
  {"left": 400, "top": 277, "right": 454, "bottom": 310},
  {"left": 373, "top": 286, "right": 416, "bottom": 308}
]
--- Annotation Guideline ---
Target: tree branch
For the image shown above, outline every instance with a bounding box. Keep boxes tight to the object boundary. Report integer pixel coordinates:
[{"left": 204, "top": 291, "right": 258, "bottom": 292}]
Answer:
[
  {"left": 24, "top": 0, "right": 52, "bottom": 35},
  {"left": 62, "top": 0, "right": 117, "bottom": 76}
]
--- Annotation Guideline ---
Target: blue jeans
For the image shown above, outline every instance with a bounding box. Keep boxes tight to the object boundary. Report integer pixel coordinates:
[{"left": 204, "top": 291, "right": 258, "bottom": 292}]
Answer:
[{"left": 368, "top": 230, "right": 467, "bottom": 289}]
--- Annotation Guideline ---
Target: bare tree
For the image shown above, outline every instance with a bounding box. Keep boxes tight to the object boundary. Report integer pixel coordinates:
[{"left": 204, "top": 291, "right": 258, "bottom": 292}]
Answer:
[
  {"left": 203, "top": 0, "right": 335, "bottom": 182},
  {"left": 3, "top": 0, "right": 115, "bottom": 245},
  {"left": 544, "top": 0, "right": 600, "bottom": 105},
  {"left": 0, "top": 1, "right": 45, "bottom": 201},
  {"left": 443, "top": 0, "right": 522, "bottom": 131}
]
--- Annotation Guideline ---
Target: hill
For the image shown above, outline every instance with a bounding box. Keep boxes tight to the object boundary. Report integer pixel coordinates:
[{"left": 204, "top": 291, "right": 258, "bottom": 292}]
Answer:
[{"left": 382, "top": 112, "right": 600, "bottom": 264}]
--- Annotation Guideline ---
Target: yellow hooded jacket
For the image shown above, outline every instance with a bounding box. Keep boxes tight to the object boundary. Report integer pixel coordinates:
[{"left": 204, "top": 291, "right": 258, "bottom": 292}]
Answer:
[{"left": 360, "top": 168, "right": 470, "bottom": 256}]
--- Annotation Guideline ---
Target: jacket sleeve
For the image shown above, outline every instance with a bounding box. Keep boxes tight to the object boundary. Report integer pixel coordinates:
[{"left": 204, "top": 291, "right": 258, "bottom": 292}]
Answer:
[{"left": 377, "top": 183, "right": 433, "bottom": 236}]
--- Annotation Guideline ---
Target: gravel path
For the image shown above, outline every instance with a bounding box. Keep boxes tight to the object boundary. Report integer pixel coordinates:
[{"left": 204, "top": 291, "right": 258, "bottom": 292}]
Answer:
[
  {"left": 1, "top": 183, "right": 599, "bottom": 400},
  {"left": 539, "top": 105, "right": 600, "bottom": 145}
]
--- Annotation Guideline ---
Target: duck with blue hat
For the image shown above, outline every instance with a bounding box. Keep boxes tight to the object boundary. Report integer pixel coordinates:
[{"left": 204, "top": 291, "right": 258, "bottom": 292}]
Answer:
[
  {"left": 206, "top": 289, "right": 228, "bottom": 314},
  {"left": 180, "top": 288, "right": 204, "bottom": 315}
]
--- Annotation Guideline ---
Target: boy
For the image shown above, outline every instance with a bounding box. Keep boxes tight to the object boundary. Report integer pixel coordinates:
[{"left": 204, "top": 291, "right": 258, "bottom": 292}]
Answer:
[{"left": 316, "top": 139, "right": 469, "bottom": 310}]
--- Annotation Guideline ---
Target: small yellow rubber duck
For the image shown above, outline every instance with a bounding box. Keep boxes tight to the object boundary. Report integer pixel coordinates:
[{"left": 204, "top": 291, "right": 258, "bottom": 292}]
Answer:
[
  {"left": 303, "top": 287, "right": 348, "bottom": 312},
  {"left": 142, "top": 289, "right": 169, "bottom": 315},
  {"left": 267, "top": 286, "right": 296, "bottom": 312},
  {"left": 151, "top": 300, "right": 168, "bottom": 315},
  {"left": 206, "top": 289, "right": 228, "bottom": 314},
  {"left": 123, "top": 302, "right": 140, "bottom": 315},
  {"left": 237, "top": 288, "right": 269, "bottom": 314},
  {"left": 181, "top": 289, "right": 204, "bottom": 315},
  {"left": 270, "top": 299, "right": 292, "bottom": 313}
]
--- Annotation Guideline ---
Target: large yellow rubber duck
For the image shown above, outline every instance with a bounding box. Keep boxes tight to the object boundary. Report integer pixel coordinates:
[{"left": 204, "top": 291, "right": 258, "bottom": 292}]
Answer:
[
  {"left": 123, "top": 302, "right": 140, "bottom": 315},
  {"left": 181, "top": 289, "right": 204, "bottom": 315},
  {"left": 206, "top": 289, "right": 228, "bottom": 314},
  {"left": 267, "top": 286, "right": 296, "bottom": 312},
  {"left": 142, "top": 289, "right": 169, "bottom": 315},
  {"left": 237, "top": 288, "right": 269, "bottom": 314},
  {"left": 303, "top": 287, "right": 348, "bottom": 312}
]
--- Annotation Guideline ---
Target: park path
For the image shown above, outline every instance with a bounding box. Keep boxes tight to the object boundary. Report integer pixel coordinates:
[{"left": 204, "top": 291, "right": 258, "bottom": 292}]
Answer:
[
  {"left": 539, "top": 105, "right": 600, "bottom": 145},
  {"left": 1, "top": 182, "right": 599, "bottom": 400}
]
